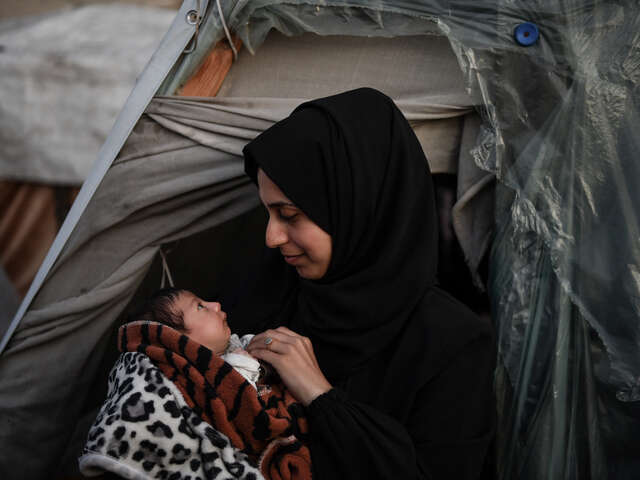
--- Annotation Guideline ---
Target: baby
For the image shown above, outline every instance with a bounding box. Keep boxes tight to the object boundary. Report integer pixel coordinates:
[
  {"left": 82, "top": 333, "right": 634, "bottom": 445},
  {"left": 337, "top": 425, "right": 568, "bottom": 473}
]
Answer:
[
  {"left": 82, "top": 287, "right": 310, "bottom": 480},
  {"left": 131, "top": 287, "right": 267, "bottom": 388}
]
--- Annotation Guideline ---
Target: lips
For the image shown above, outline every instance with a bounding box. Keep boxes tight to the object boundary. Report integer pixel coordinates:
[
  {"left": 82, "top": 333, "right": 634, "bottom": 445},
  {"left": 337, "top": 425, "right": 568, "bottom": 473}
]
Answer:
[{"left": 283, "top": 253, "right": 304, "bottom": 265}]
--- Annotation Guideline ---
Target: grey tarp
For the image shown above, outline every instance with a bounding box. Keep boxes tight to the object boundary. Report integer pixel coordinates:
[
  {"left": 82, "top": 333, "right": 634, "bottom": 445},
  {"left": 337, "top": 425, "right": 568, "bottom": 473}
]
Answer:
[
  {"left": 0, "top": 4, "right": 175, "bottom": 184},
  {"left": 0, "top": 266, "right": 19, "bottom": 339}
]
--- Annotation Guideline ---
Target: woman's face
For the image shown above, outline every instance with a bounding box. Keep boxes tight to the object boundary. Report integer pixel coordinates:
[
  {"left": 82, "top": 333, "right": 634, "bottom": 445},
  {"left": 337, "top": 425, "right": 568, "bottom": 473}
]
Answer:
[{"left": 258, "top": 169, "right": 332, "bottom": 279}]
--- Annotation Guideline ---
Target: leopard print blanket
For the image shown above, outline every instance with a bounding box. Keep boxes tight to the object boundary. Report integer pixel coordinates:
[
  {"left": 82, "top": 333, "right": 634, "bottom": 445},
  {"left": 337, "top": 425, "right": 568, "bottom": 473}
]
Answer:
[
  {"left": 80, "top": 351, "right": 262, "bottom": 479},
  {"left": 80, "top": 322, "right": 311, "bottom": 480}
]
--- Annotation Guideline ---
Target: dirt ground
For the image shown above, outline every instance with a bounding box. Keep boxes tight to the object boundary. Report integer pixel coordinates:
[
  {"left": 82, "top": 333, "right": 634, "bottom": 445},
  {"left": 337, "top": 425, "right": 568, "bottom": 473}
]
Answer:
[{"left": 0, "top": 0, "right": 181, "bottom": 20}]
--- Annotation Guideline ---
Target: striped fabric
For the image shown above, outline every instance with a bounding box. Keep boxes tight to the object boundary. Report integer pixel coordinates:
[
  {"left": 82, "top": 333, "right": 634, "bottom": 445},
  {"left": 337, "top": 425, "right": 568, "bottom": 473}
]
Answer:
[{"left": 119, "top": 321, "right": 311, "bottom": 480}]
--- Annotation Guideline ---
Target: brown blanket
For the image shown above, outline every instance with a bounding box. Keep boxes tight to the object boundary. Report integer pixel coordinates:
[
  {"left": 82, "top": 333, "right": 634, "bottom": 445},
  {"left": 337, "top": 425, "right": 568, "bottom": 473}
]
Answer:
[{"left": 119, "top": 321, "right": 311, "bottom": 480}]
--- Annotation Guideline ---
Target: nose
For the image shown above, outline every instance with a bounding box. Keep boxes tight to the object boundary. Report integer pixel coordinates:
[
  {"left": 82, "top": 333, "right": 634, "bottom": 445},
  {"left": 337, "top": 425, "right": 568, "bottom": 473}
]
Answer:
[
  {"left": 206, "top": 301, "right": 221, "bottom": 312},
  {"left": 265, "top": 216, "right": 287, "bottom": 248}
]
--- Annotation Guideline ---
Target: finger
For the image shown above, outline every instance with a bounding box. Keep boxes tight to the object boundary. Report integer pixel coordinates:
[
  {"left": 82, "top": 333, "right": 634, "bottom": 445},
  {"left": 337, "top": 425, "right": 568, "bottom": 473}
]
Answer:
[
  {"left": 274, "top": 327, "right": 315, "bottom": 359},
  {"left": 274, "top": 326, "right": 302, "bottom": 337},
  {"left": 246, "top": 332, "right": 292, "bottom": 354},
  {"left": 247, "top": 330, "right": 290, "bottom": 349},
  {"left": 274, "top": 327, "right": 312, "bottom": 349},
  {"left": 250, "top": 337, "right": 298, "bottom": 358},
  {"left": 248, "top": 347, "right": 282, "bottom": 366},
  {"left": 250, "top": 329, "right": 293, "bottom": 343},
  {"left": 247, "top": 330, "right": 271, "bottom": 344},
  {"left": 265, "top": 329, "right": 307, "bottom": 347},
  {"left": 259, "top": 330, "right": 301, "bottom": 347},
  {"left": 250, "top": 327, "right": 301, "bottom": 347},
  {"left": 267, "top": 337, "right": 320, "bottom": 370}
]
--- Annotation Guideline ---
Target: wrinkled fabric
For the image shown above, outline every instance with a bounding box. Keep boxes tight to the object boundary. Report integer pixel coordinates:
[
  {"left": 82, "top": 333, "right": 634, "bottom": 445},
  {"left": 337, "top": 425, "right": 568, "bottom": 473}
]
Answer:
[{"left": 0, "top": 181, "right": 58, "bottom": 297}]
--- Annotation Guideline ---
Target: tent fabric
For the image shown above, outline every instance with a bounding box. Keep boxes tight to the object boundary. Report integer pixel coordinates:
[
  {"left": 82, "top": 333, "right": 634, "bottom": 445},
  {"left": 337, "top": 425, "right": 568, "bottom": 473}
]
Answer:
[
  {"left": 216, "top": 32, "right": 478, "bottom": 108},
  {"left": 216, "top": 31, "right": 478, "bottom": 174},
  {"left": 0, "top": 0, "right": 206, "bottom": 357},
  {"left": 0, "top": 180, "right": 78, "bottom": 332},
  {"left": 0, "top": 90, "right": 487, "bottom": 478},
  {"left": 0, "top": 266, "right": 19, "bottom": 340},
  {"left": 0, "top": 107, "right": 258, "bottom": 478},
  {"left": 0, "top": 4, "right": 175, "bottom": 184},
  {"left": 0, "top": 181, "right": 59, "bottom": 297}
]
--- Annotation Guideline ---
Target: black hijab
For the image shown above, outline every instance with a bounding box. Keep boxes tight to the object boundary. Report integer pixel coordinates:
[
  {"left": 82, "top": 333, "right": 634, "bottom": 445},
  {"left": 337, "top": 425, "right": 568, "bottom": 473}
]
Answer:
[{"left": 237, "top": 88, "right": 438, "bottom": 381}]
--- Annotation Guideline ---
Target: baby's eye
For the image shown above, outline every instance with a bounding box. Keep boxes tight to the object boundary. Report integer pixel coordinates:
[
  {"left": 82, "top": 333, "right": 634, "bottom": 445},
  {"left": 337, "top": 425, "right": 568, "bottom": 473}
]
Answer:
[{"left": 197, "top": 303, "right": 205, "bottom": 311}]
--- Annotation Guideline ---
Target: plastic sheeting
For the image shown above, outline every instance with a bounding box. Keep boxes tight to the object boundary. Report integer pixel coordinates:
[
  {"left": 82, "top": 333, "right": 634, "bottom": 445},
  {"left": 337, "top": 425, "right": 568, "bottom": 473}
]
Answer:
[{"left": 161, "top": 1, "right": 640, "bottom": 478}]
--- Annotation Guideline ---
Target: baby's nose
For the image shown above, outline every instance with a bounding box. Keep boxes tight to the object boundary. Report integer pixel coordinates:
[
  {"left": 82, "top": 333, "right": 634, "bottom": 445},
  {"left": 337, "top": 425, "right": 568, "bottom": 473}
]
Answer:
[{"left": 209, "top": 301, "right": 221, "bottom": 312}]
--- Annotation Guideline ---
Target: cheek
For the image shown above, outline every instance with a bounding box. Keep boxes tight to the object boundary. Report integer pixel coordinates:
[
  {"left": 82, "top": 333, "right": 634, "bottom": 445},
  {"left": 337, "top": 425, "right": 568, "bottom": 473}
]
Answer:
[
  {"left": 318, "top": 239, "right": 332, "bottom": 268},
  {"left": 298, "top": 228, "right": 332, "bottom": 264}
]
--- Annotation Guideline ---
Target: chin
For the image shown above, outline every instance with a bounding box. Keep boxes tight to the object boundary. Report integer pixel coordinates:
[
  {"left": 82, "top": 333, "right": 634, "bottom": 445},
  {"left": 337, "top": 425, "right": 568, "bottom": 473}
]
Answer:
[
  {"left": 297, "top": 266, "right": 325, "bottom": 280},
  {"left": 297, "top": 269, "right": 314, "bottom": 280}
]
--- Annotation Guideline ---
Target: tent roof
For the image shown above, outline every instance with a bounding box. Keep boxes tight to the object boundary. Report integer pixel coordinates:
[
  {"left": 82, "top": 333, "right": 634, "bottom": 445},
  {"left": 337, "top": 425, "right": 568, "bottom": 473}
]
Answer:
[{"left": 1, "top": 0, "right": 206, "bottom": 354}]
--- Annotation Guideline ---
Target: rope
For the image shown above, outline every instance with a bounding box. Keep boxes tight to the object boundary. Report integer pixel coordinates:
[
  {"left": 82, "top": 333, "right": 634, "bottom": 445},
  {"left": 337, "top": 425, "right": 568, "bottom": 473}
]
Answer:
[
  {"left": 159, "top": 248, "right": 175, "bottom": 288},
  {"left": 216, "top": 0, "right": 238, "bottom": 60}
]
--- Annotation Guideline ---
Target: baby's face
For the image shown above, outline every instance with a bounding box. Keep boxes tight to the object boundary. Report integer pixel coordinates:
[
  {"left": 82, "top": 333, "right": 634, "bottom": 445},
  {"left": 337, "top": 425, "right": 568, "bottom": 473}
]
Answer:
[{"left": 173, "top": 291, "right": 231, "bottom": 355}]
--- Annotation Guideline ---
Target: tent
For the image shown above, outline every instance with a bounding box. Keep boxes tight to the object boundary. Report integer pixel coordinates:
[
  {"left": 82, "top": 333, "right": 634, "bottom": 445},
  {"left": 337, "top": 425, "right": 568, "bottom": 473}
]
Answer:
[
  {"left": 0, "top": 4, "right": 175, "bottom": 336},
  {"left": 1, "top": 1, "right": 638, "bottom": 479}
]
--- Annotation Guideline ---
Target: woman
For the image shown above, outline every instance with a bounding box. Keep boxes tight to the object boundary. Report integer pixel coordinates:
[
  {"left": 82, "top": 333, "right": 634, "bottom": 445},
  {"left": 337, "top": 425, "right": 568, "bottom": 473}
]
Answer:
[{"left": 232, "top": 88, "right": 495, "bottom": 479}]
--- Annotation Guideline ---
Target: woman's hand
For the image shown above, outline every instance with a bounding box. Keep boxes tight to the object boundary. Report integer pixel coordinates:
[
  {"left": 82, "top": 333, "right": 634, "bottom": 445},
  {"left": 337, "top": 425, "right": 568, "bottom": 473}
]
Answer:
[{"left": 246, "top": 326, "right": 332, "bottom": 406}]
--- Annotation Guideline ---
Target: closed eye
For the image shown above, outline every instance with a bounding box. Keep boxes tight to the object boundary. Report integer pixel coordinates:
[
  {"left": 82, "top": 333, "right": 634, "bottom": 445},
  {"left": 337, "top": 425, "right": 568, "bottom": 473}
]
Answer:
[
  {"left": 278, "top": 212, "right": 298, "bottom": 222},
  {"left": 277, "top": 207, "right": 300, "bottom": 222}
]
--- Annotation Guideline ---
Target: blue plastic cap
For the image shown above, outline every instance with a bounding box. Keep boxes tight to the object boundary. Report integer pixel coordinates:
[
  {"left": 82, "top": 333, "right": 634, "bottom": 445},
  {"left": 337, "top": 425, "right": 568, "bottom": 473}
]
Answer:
[{"left": 514, "top": 22, "right": 539, "bottom": 46}]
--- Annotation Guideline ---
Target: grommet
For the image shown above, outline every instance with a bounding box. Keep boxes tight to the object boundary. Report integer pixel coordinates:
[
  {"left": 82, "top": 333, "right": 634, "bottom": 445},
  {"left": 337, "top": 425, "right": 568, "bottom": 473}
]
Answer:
[
  {"left": 514, "top": 22, "right": 539, "bottom": 46},
  {"left": 186, "top": 10, "right": 199, "bottom": 25}
]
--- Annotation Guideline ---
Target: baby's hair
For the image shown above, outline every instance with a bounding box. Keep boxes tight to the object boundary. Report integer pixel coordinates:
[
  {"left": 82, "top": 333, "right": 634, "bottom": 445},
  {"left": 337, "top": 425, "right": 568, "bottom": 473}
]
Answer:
[{"left": 129, "top": 287, "right": 187, "bottom": 331}]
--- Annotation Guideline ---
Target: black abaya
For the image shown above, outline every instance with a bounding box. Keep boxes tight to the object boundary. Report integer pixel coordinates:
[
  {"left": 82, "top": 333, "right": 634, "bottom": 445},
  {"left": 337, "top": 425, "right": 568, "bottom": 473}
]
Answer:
[{"left": 234, "top": 88, "right": 495, "bottom": 479}]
